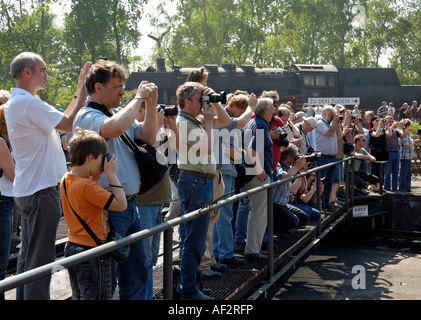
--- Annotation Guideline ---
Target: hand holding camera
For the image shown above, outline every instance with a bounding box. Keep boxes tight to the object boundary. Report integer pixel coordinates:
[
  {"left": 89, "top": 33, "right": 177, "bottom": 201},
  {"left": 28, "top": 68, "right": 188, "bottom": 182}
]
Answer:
[
  {"left": 102, "top": 153, "right": 118, "bottom": 176},
  {"left": 136, "top": 81, "right": 157, "bottom": 100}
]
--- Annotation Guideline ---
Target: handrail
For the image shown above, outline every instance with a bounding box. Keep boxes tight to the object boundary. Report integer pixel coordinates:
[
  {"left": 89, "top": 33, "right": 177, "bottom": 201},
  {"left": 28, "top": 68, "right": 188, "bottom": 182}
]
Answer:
[{"left": 0, "top": 156, "right": 366, "bottom": 297}]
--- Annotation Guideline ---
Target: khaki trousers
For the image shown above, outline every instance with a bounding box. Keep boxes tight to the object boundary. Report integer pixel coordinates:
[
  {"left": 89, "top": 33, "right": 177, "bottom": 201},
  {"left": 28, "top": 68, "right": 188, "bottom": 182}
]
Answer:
[
  {"left": 244, "top": 176, "right": 269, "bottom": 254},
  {"left": 199, "top": 169, "right": 225, "bottom": 270}
]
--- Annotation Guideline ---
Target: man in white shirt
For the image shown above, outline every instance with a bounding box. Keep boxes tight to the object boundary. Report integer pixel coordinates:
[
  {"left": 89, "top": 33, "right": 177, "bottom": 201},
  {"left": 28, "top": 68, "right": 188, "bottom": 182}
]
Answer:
[{"left": 5, "top": 52, "right": 90, "bottom": 300}]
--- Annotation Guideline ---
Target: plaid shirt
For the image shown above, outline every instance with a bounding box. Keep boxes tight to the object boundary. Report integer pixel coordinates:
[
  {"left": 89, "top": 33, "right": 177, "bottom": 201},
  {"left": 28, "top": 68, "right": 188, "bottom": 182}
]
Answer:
[
  {"left": 272, "top": 161, "right": 291, "bottom": 206},
  {"left": 399, "top": 135, "right": 415, "bottom": 160}
]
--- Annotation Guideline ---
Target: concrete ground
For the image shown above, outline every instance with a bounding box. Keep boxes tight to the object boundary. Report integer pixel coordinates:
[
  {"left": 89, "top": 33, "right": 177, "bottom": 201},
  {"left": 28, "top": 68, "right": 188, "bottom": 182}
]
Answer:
[
  {"left": 265, "top": 175, "right": 421, "bottom": 301},
  {"left": 265, "top": 244, "right": 421, "bottom": 300}
]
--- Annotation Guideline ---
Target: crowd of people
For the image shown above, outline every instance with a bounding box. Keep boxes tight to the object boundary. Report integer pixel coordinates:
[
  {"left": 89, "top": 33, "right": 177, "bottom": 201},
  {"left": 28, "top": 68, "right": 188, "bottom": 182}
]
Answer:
[{"left": 0, "top": 52, "right": 420, "bottom": 301}]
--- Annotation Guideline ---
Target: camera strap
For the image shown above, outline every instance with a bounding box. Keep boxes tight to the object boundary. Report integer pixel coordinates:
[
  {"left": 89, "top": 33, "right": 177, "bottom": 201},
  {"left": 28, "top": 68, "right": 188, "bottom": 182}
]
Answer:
[{"left": 179, "top": 111, "right": 204, "bottom": 129}]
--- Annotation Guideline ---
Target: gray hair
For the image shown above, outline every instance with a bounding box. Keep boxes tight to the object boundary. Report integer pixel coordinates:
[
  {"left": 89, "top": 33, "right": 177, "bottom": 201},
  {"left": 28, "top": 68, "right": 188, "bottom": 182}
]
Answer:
[
  {"left": 322, "top": 105, "right": 335, "bottom": 117},
  {"left": 176, "top": 81, "right": 205, "bottom": 109},
  {"left": 10, "top": 52, "right": 43, "bottom": 79},
  {"left": 0, "top": 90, "right": 10, "bottom": 100},
  {"left": 255, "top": 98, "right": 273, "bottom": 117}
]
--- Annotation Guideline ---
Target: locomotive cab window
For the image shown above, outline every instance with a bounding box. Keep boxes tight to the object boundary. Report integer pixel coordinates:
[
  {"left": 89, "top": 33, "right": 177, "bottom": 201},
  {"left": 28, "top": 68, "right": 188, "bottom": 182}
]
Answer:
[
  {"left": 303, "top": 75, "right": 314, "bottom": 86},
  {"left": 315, "top": 75, "right": 326, "bottom": 87}
]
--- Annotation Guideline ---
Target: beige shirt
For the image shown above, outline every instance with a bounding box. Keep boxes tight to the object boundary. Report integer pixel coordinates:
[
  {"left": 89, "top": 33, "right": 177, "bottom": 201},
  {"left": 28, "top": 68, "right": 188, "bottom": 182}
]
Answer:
[{"left": 176, "top": 114, "right": 216, "bottom": 174}]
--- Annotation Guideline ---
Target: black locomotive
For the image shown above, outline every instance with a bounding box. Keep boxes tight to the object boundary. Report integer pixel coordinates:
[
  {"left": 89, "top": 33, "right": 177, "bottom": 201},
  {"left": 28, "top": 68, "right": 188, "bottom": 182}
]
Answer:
[{"left": 126, "top": 58, "right": 421, "bottom": 111}]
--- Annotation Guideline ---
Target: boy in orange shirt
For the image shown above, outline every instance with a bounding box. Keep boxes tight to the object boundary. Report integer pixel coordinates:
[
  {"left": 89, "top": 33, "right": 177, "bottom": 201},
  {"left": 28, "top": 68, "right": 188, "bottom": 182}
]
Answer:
[{"left": 60, "top": 129, "right": 127, "bottom": 300}]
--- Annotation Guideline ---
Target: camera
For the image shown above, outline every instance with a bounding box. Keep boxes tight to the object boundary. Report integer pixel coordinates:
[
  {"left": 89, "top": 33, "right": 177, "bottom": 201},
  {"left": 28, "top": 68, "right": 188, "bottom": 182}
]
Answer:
[
  {"left": 201, "top": 91, "right": 227, "bottom": 104},
  {"left": 158, "top": 104, "right": 179, "bottom": 116},
  {"left": 101, "top": 153, "right": 112, "bottom": 172},
  {"left": 418, "top": 129, "right": 421, "bottom": 136},
  {"left": 274, "top": 127, "right": 289, "bottom": 147},
  {"left": 274, "top": 133, "right": 289, "bottom": 148},
  {"left": 303, "top": 152, "right": 322, "bottom": 163}
]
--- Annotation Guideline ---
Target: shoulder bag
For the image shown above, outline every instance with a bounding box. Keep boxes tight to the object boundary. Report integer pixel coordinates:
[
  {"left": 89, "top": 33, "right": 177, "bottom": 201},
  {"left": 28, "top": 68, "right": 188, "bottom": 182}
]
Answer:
[
  {"left": 87, "top": 101, "right": 168, "bottom": 195},
  {"left": 63, "top": 178, "right": 130, "bottom": 264}
]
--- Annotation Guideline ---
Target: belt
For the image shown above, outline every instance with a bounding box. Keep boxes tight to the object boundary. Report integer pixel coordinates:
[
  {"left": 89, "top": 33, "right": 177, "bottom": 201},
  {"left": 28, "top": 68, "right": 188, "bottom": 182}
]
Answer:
[
  {"left": 126, "top": 194, "right": 137, "bottom": 202},
  {"left": 180, "top": 169, "right": 215, "bottom": 179},
  {"left": 321, "top": 154, "right": 336, "bottom": 158}
]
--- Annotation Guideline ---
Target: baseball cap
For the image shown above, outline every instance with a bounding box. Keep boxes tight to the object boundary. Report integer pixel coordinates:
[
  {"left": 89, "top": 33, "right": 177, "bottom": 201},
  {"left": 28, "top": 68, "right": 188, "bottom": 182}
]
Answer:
[{"left": 303, "top": 117, "right": 317, "bottom": 129}]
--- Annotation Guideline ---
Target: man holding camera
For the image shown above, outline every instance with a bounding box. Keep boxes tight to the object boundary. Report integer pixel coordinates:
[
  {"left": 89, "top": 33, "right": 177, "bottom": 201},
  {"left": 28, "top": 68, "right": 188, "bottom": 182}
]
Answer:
[
  {"left": 384, "top": 116, "right": 402, "bottom": 192},
  {"left": 314, "top": 105, "right": 341, "bottom": 212},
  {"left": 73, "top": 59, "right": 158, "bottom": 300},
  {"left": 175, "top": 82, "right": 231, "bottom": 300},
  {"left": 272, "top": 145, "right": 309, "bottom": 235},
  {"left": 295, "top": 116, "right": 318, "bottom": 156}
]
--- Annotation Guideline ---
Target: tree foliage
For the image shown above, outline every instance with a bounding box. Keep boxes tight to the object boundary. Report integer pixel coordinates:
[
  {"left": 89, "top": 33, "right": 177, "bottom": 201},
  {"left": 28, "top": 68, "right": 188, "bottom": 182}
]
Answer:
[{"left": 0, "top": 0, "right": 420, "bottom": 108}]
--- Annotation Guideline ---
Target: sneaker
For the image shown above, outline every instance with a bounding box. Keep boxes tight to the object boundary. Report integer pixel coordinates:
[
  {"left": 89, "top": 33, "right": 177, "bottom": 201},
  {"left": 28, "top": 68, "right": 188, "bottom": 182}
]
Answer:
[
  {"left": 211, "top": 262, "right": 227, "bottom": 272},
  {"left": 234, "top": 241, "right": 245, "bottom": 254},
  {"left": 325, "top": 204, "right": 336, "bottom": 213},
  {"left": 199, "top": 269, "right": 221, "bottom": 280}
]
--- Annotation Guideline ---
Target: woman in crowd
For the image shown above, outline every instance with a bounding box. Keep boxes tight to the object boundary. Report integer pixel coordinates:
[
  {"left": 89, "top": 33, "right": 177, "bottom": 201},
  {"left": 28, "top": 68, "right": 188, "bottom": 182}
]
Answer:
[
  {"left": 0, "top": 104, "right": 15, "bottom": 300},
  {"left": 399, "top": 119, "right": 419, "bottom": 192}
]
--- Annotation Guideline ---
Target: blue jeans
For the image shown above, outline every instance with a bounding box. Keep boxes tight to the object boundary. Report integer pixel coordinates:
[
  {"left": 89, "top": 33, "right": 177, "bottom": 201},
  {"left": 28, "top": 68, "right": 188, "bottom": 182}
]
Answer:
[
  {"left": 213, "top": 174, "right": 235, "bottom": 260},
  {"left": 234, "top": 186, "right": 249, "bottom": 243},
  {"left": 290, "top": 203, "right": 321, "bottom": 222},
  {"left": 64, "top": 242, "right": 112, "bottom": 300},
  {"left": 399, "top": 159, "right": 412, "bottom": 192},
  {"left": 317, "top": 156, "right": 337, "bottom": 205},
  {"left": 138, "top": 204, "right": 162, "bottom": 300},
  {"left": 384, "top": 151, "right": 400, "bottom": 191},
  {"left": 177, "top": 172, "right": 213, "bottom": 295},
  {"left": 108, "top": 198, "right": 148, "bottom": 300},
  {"left": 0, "top": 196, "right": 14, "bottom": 300}
]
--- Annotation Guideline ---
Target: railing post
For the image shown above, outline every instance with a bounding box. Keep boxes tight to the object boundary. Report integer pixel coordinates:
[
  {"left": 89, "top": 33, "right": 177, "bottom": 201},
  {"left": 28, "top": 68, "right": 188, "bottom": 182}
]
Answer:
[
  {"left": 344, "top": 158, "right": 350, "bottom": 212},
  {"left": 379, "top": 161, "right": 385, "bottom": 195},
  {"left": 316, "top": 170, "right": 322, "bottom": 213},
  {"left": 163, "top": 227, "right": 174, "bottom": 300},
  {"left": 266, "top": 186, "right": 274, "bottom": 282},
  {"left": 350, "top": 157, "right": 355, "bottom": 209}
]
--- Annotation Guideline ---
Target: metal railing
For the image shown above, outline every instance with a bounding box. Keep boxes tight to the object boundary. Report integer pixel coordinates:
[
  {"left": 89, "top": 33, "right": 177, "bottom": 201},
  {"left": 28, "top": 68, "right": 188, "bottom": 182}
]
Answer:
[{"left": 0, "top": 156, "right": 383, "bottom": 299}]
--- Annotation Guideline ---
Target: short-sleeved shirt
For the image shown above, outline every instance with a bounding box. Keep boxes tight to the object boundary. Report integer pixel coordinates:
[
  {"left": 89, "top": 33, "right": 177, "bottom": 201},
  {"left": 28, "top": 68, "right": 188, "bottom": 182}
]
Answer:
[
  {"left": 5, "top": 88, "right": 66, "bottom": 197},
  {"left": 73, "top": 104, "right": 143, "bottom": 196},
  {"left": 399, "top": 135, "right": 415, "bottom": 160},
  {"left": 354, "top": 146, "right": 369, "bottom": 171},
  {"left": 314, "top": 119, "right": 337, "bottom": 156},
  {"left": 60, "top": 173, "right": 113, "bottom": 247},
  {"left": 176, "top": 112, "right": 217, "bottom": 174},
  {"left": 272, "top": 161, "right": 290, "bottom": 206},
  {"left": 216, "top": 118, "right": 239, "bottom": 177},
  {"left": 242, "top": 115, "right": 273, "bottom": 177}
]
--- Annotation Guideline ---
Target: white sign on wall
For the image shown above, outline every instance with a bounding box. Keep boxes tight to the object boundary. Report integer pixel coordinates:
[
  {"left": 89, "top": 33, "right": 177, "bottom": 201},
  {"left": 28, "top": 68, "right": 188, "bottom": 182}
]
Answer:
[{"left": 308, "top": 97, "right": 360, "bottom": 106}]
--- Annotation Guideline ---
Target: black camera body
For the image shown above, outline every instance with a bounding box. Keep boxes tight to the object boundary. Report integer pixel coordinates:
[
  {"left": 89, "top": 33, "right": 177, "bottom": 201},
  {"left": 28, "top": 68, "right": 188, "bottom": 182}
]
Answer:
[
  {"left": 274, "top": 133, "right": 289, "bottom": 147},
  {"left": 201, "top": 91, "right": 227, "bottom": 104},
  {"left": 158, "top": 104, "right": 179, "bottom": 116},
  {"left": 101, "top": 153, "right": 112, "bottom": 172},
  {"left": 303, "top": 152, "right": 322, "bottom": 163}
]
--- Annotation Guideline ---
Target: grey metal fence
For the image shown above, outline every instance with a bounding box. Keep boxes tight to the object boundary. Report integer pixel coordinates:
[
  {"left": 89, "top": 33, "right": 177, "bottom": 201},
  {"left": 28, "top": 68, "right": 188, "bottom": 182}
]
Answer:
[{"left": 0, "top": 156, "right": 383, "bottom": 299}]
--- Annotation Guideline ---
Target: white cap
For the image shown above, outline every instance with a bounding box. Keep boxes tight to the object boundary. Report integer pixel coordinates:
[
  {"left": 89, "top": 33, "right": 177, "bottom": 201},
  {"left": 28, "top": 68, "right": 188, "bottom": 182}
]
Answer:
[{"left": 303, "top": 117, "right": 317, "bottom": 129}]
